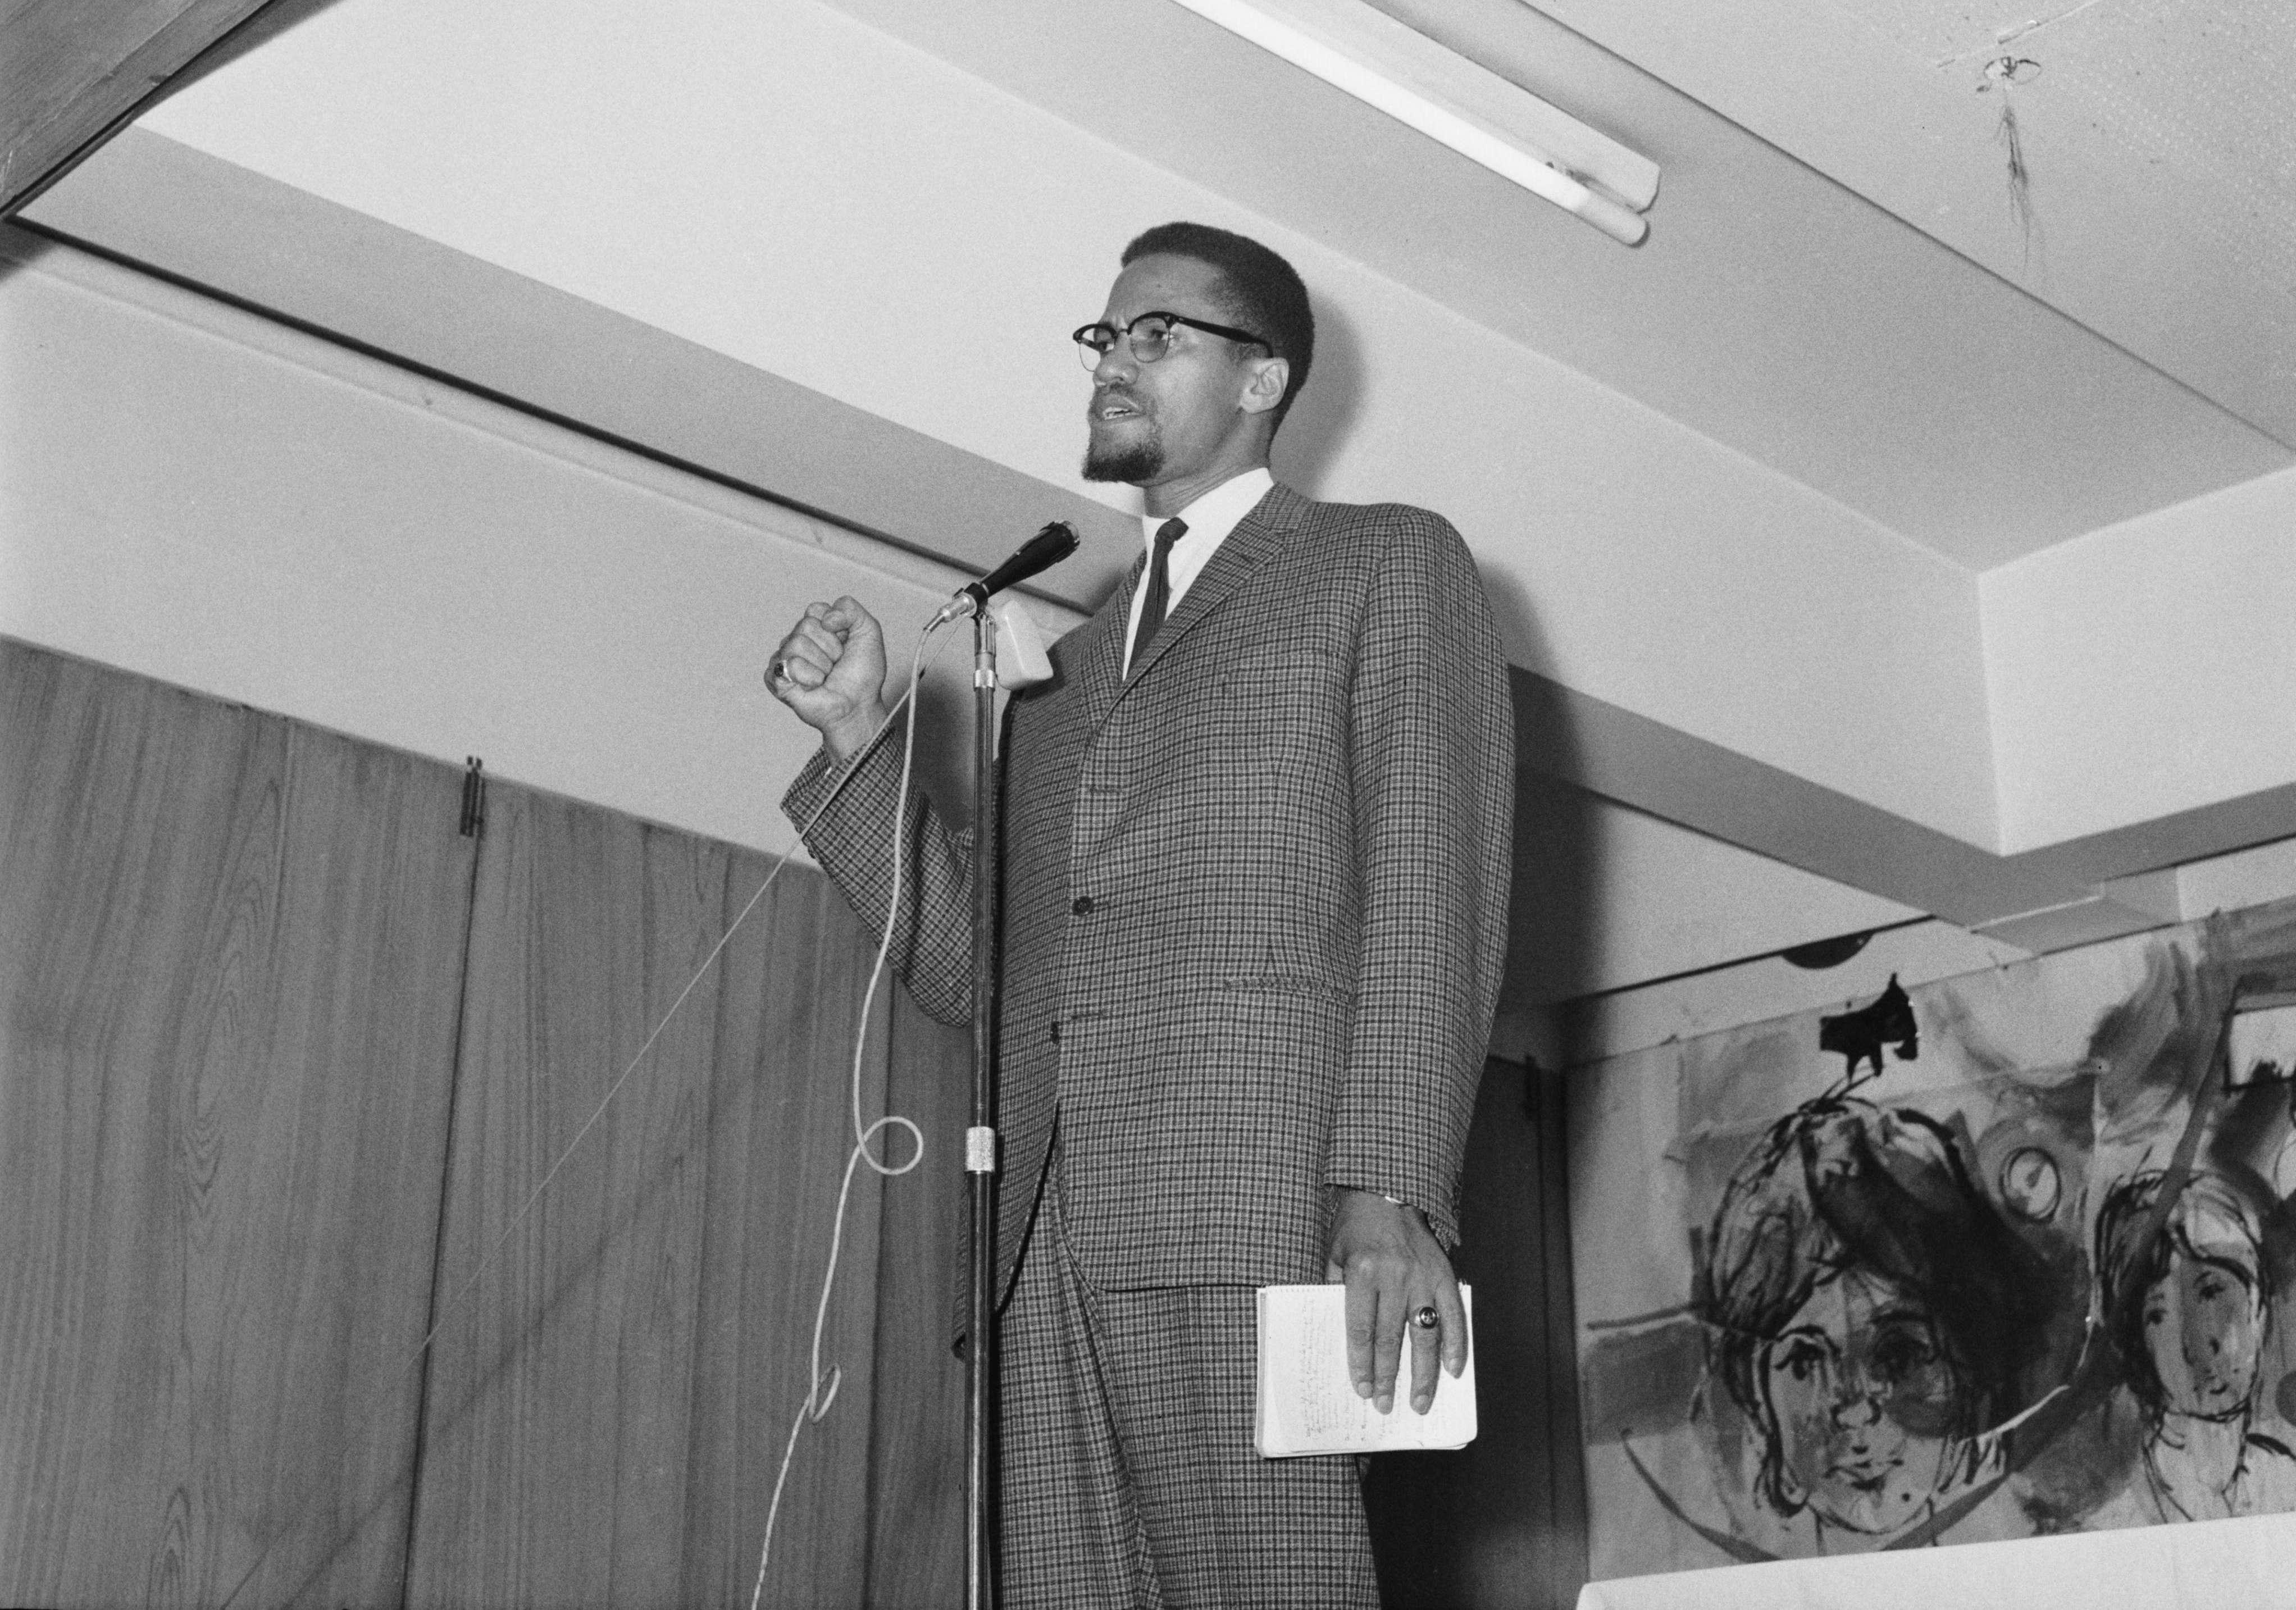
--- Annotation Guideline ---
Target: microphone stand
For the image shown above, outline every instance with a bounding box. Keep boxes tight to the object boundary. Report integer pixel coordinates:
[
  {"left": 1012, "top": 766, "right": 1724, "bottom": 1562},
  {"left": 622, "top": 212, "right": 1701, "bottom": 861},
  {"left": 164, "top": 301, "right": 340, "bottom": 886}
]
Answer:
[
  {"left": 964, "top": 601, "right": 1001, "bottom": 1610},
  {"left": 935, "top": 522, "right": 1069, "bottom": 1610}
]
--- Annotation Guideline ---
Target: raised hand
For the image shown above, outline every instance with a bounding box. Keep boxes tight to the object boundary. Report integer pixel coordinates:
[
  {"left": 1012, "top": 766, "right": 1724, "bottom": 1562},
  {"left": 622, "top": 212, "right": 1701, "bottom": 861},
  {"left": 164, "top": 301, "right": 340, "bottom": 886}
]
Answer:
[{"left": 766, "top": 596, "right": 892, "bottom": 759}]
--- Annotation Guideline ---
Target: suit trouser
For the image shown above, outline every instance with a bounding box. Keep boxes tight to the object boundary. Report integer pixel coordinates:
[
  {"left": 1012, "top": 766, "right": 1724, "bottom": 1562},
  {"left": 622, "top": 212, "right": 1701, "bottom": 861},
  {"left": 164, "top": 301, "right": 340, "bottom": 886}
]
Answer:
[{"left": 998, "top": 1147, "right": 1380, "bottom": 1609}]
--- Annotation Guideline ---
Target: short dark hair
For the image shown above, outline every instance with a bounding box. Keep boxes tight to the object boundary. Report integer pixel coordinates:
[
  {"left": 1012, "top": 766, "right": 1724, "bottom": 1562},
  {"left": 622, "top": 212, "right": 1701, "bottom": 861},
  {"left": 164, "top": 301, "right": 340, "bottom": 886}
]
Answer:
[
  {"left": 2094, "top": 1169, "right": 2267, "bottom": 1417},
  {"left": 1122, "top": 221, "right": 1314, "bottom": 426},
  {"left": 1701, "top": 1097, "right": 2054, "bottom": 1516}
]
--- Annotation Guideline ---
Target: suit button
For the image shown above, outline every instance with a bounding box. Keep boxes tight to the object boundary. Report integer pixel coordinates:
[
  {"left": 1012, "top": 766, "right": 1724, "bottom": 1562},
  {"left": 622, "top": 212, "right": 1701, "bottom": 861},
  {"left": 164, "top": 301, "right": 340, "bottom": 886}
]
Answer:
[
  {"left": 1071, "top": 896, "right": 1094, "bottom": 915},
  {"left": 1049, "top": 1021, "right": 1062, "bottom": 1044}
]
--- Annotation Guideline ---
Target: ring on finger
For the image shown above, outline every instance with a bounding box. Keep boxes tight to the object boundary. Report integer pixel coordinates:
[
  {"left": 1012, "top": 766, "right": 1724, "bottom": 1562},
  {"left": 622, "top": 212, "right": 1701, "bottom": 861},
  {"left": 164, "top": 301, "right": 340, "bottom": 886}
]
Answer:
[
  {"left": 1410, "top": 1305, "right": 1439, "bottom": 1330},
  {"left": 767, "top": 656, "right": 787, "bottom": 685}
]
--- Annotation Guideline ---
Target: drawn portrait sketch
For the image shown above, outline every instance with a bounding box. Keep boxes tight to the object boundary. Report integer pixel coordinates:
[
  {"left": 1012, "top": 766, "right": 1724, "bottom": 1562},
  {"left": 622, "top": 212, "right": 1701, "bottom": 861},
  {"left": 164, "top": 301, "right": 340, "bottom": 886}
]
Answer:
[
  {"left": 2087, "top": 1169, "right": 2296, "bottom": 1525},
  {"left": 1700, "top": 1096, "right": 2054, "bottom": 1552},
  {"left": 1570, "top": 897, "right": 2296, "bottom": 1580}
]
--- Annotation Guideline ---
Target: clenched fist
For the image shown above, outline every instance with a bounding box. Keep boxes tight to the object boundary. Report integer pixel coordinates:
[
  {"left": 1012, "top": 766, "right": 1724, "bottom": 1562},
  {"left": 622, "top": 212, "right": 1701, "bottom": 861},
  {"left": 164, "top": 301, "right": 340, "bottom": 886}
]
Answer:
[{"left": 766, "top": 596, "right": 892, "bottom": 760}]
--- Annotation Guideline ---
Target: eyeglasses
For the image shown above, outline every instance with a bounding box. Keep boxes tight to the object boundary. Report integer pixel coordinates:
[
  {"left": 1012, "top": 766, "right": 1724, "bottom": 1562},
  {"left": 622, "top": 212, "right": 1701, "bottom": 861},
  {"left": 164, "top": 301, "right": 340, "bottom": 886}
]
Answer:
[{"left": 1073, "top": 310, "right": 1272, "bottom": 371}]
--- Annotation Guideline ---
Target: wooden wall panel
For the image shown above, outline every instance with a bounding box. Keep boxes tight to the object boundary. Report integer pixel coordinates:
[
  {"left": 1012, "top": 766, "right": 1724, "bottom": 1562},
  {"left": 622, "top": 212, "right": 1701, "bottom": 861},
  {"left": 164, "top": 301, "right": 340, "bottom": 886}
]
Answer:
[
  {"left": 406, "top": 789, "right": 912, "bottom": 1606},
  {"left": 0, "top": 640, "right": 473, "bottom": 1607},
  {"left": 404, "top": 781, "right": 726, "bottom": 1603},
  {"left": 859, "top": 992, "right": 971, "bottom": 1607},
  {"left": 678, "top": 856, "right": 901, "bottom": 1610},
  {"left": 0, "top": 637, "right": 973, "bottom": 1606}
]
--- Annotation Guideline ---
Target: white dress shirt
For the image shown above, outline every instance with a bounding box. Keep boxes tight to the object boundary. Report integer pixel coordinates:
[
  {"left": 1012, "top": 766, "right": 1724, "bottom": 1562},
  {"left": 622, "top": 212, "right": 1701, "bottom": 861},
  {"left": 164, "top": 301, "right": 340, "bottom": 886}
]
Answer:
[{"left": 1120, "top": 467, "right": 1275, "bottom": 677}]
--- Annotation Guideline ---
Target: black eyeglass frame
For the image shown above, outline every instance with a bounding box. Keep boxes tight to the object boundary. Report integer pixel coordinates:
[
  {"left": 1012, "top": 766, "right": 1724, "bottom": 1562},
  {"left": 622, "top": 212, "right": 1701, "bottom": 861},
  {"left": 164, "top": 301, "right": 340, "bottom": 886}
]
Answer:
[{"left": 1072, "top": 309, "right": 1274, "bottom": 369}]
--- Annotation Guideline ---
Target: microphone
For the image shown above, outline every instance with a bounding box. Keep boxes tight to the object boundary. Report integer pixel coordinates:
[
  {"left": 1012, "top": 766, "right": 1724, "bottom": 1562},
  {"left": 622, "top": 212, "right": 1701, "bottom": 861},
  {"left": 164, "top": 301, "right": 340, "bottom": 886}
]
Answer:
[{"left": 933, "top": 521, "right": 1079, "bottom": 625}]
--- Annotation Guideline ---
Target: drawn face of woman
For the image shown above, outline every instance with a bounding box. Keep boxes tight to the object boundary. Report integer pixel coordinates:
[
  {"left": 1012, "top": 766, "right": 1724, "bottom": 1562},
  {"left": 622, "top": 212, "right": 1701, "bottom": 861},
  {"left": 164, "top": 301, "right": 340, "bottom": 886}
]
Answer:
[
  {"left": 1760, "top": 1269, "right": 1961, "bottom": 1535},
  {"left": 2144, "top": 1254, "right": 2264, "bottom": 1420}
]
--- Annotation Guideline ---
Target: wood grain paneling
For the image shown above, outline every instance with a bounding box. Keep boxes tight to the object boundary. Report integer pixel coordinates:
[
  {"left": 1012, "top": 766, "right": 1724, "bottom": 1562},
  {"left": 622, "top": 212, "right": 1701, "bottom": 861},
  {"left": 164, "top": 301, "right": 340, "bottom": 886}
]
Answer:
[
  {"left": 0, "top": 638, "right": 970, "bottom": 1606},
  {"left": 677, "top": 856, "right": 905, "bottom": 1610},
  {"left": 859, "top": 993, "right": 971, "bottom": 1608},
  {"left": 406, "top": 786, "right": 921, "bottom": 1606},
  {"left": 405, "top": 781, "right": 724, "bottom": 1604},
  {"left": 0, "top": 640, "right": 473, "bottom": 1607}
]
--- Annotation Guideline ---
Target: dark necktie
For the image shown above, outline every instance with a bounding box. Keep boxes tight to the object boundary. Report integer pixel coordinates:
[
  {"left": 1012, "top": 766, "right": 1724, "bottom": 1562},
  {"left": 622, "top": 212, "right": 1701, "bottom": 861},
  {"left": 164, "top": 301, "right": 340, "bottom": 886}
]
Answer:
[{"left": 1128, "top": 517, "right": 1187, "bottom": 674}]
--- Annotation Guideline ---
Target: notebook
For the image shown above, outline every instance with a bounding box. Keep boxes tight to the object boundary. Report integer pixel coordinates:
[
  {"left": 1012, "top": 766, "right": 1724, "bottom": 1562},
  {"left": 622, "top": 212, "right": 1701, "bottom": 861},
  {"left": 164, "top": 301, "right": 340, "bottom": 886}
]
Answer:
[{"left": 1254, "top": 1283, "right": 1477, "bottom": 1457}]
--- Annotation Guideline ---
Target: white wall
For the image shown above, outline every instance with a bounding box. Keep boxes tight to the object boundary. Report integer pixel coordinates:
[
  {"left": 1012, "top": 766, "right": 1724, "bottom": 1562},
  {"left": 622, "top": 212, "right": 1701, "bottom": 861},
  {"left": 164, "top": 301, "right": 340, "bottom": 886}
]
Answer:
[
  {"left": 1984, "top": 466, "right": 2296, "bottom": 852},
  {"left": 0, "top": 235, "right": 1051, "bottom": 860}
]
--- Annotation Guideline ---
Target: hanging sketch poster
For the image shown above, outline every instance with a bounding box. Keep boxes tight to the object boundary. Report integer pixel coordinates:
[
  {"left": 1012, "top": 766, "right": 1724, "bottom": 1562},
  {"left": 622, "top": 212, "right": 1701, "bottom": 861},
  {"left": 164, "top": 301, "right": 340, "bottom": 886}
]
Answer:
[{"left": 1570, "top": 897, "right": 2296, "bottom": 1581}]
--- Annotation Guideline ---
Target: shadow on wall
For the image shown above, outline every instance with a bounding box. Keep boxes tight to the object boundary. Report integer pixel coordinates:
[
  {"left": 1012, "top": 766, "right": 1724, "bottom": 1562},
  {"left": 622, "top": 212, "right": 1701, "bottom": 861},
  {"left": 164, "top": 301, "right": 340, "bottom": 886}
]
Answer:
[
  {"left": 911, "top": 665, "right": 980, "bottom": 835},
  {"left": 1361, "top": 569, "right": 1601, "bottom": 1608},
  {"left": 1269, "top": 289, "right": 1365, "bottom": 500},
  {"left": 1269, "top": 289, "right": 1602, "bottom": 1604},
  {"left": 0, "top": 224, "right": 62, "bottom": 289}
]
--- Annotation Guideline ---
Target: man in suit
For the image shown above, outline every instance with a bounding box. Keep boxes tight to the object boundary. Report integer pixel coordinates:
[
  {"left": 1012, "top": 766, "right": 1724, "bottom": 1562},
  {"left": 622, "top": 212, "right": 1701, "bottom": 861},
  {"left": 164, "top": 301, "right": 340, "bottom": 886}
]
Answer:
[{"left": 766, "top": 221, "right": 1513, "bottom": 1607}]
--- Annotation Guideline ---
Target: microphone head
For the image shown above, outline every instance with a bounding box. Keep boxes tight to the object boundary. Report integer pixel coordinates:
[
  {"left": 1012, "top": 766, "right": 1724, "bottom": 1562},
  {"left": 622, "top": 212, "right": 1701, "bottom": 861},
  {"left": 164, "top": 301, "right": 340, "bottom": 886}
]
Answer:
[
  {"left": 1024, "top": 521, "right": 1079, "bottom": 562},
  {"left": 962, "top": 521, "right": 1082, "bottom": 606}
]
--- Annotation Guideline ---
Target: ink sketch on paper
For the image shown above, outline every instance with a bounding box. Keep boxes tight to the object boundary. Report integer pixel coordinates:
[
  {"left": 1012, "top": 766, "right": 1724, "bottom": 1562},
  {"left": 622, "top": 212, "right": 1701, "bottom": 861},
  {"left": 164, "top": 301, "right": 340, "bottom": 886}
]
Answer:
[{"left": 1571, "top": 899, "right": 2296, "bottom": 1578}]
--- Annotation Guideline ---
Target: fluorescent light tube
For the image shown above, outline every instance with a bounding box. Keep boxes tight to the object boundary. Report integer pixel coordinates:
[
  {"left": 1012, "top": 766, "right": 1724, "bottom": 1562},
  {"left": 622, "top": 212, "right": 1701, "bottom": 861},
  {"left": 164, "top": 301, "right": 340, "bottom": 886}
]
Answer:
[{"left": 1168, "top": 0, "right": 1657, "bottom": 245}]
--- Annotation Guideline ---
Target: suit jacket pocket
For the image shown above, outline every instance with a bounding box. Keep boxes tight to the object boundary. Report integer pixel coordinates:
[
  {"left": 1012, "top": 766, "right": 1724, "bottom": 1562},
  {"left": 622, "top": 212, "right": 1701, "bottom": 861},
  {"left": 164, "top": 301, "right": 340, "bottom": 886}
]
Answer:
[
  {"left": 1058, "top": 986, "right": 1348, "bottom": 1291},
  {"left": 1213, "top": 972, "right": 1355, "bottom": 1008},
  {"left": 1214, "top": 648, "right": 1336, "bottom": 701}
]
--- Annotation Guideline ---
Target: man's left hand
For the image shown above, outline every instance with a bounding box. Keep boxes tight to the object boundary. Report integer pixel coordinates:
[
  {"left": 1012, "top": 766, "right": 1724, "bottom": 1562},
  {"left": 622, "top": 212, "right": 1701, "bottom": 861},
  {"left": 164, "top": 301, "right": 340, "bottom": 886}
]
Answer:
[{"left": 1325, "top": 1187, "right": 1466, "bottom": 1415}]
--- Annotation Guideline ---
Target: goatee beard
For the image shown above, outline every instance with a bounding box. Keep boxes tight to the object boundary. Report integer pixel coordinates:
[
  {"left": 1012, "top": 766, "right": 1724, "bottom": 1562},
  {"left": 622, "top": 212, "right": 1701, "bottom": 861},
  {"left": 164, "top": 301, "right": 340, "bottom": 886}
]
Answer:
[{"left": 1083, "top": 435, "right": 1164, "bottom": 484}]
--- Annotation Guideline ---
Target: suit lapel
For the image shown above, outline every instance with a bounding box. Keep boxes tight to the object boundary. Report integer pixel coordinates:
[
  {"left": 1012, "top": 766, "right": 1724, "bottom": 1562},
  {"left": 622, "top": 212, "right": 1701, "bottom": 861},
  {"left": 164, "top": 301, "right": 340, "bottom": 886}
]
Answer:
[
  {"left": 1118, "top": 483, "right": 1306, "bottom": 696},
  {"left": 1065, "top": 552, "right": 1140, "bottom": 735}
]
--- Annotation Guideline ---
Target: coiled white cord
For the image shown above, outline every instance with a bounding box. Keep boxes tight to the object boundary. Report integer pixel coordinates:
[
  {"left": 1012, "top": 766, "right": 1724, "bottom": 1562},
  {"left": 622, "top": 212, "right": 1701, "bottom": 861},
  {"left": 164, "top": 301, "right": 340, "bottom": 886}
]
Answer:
[{"left": 748, "top": 614, "right": 946, "bottom": 1610}]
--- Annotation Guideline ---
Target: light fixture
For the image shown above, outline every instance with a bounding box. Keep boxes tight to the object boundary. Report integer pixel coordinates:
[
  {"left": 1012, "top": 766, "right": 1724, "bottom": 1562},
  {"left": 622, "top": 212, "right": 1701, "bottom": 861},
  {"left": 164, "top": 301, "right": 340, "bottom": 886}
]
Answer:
[{"left": 1168, "top": 0, "right": 1658, "bottom": 245}]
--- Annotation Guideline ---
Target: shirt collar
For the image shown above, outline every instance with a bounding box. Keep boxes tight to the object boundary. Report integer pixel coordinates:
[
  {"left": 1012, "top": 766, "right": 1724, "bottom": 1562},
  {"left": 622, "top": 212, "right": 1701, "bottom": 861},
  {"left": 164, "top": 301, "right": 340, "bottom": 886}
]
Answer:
[{"left": 1138, "top": 466, "right": 1274, "bottom": 553}]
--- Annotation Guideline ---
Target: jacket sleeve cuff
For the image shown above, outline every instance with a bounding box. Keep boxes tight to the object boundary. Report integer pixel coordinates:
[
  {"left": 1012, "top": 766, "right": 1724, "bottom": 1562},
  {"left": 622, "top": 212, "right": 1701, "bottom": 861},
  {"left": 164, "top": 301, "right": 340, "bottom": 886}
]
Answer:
[
  {"left": 1327, "top": 1171, "right": 1463, "bottom": 1250},
  {"left": 780, "top": 719, "right": 900, "bottom": 838}
]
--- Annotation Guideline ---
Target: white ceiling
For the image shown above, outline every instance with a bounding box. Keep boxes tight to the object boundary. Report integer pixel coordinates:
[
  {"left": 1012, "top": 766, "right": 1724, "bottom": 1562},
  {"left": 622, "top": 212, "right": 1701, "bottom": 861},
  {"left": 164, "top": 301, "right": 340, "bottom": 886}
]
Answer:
[
  {"left": 144, "top": 0, "right": 2295, "bottom": 571},
  {"left": 818, "top": 0, "right": 2289, "bottom": 567},
  {"left": 1521, "top": 0, "right": 2296, "bottom": 443}
]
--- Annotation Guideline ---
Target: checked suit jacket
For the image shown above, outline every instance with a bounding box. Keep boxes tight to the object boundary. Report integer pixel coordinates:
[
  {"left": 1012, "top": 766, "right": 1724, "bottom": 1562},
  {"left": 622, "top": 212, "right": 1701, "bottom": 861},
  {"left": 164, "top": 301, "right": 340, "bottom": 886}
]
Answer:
[{"left": 783, "top": 481, "right": 1514, "bottom": 1304}]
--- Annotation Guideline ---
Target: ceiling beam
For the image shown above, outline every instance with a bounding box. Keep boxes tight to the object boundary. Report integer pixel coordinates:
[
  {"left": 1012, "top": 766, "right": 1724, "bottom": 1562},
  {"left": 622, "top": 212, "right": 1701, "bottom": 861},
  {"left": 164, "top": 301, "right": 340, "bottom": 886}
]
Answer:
[
  {"left": 16, "top": 126, "right": 1140, "bottom": 611},
  {"left": 1, "top": 0, "right": 289, "bottom": 218}
]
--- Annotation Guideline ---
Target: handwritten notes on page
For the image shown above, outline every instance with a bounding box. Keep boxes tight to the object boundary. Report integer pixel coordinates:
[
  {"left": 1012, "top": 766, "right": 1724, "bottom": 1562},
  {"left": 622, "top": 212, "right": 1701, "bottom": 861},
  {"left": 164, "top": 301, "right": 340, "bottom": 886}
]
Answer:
[{"left": 1254, "top": 1284, "right": 1477, "bottom": 1457}]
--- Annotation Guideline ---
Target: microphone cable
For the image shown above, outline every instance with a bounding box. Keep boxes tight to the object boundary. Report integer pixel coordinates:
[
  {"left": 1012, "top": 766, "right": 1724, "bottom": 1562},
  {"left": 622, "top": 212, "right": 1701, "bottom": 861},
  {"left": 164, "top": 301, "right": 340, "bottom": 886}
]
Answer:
[{"left": 747, "top": 613, "right": 945, "bottom": 1609}]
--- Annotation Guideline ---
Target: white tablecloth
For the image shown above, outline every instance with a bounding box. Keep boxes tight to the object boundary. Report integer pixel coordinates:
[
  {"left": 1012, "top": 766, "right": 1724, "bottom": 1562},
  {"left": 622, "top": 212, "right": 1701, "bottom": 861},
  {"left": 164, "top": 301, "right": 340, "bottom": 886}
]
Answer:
[{"left": 1577, "top": 1511, "right": 2296, "bottom": 1609}]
